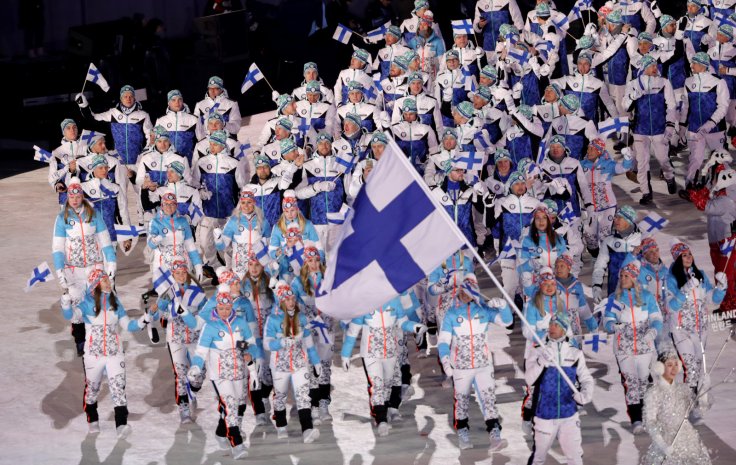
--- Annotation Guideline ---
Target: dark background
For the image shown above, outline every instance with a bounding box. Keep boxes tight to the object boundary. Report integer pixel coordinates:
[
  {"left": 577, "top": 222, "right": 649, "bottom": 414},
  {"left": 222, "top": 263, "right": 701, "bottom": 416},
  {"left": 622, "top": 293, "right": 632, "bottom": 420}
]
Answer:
[{"left": 0, "top": 0, "right": 687, "bottom": 178}]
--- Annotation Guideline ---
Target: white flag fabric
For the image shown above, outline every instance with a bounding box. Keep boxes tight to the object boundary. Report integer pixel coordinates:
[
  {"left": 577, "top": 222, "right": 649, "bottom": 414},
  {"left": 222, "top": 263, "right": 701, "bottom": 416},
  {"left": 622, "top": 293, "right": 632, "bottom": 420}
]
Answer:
[
  {"left": 240, "top": 63, "right": 264, "bottom": 94},
  {"left": 33, "top": 145, "right": 52, "bottom": 163},
  {"left": 316, "top": 139, "right": 466, "bottom": 319},
  {"left": 25, "top": 261, "right": 52, "bottom": 292},
  {"left": 86, "top": 63, "right": 110, "bottom": 92}
]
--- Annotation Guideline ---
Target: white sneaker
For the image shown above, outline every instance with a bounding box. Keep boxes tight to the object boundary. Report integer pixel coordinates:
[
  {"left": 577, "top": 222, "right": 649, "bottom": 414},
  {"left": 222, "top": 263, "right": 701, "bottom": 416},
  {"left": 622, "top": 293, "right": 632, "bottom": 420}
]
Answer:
[
  {"left": 276, "top": 426, "right": 288, "bottom": 439},
  {"left": 116, "top": 424, "right": 131, "bottom": 440},
  {"left": 319, "top": 402, "right": 333, "bottom": 422},
  {"left": 216, "top": 435, "right": 230, "bottom": 449},
  {"left": 377, "top": 422, "right": 391, "bottom": 437},
  {"left": 401, "top": 384, "right": 415, "bottom": 400},
  {"left": 311, "top": 406, "right": 322, "bottom": 426},
  {"left": 231, "top": 444, "right": 248, "bottom": 460},
  {"left": 88, "top": 422, "right": 100, "bottom": 434},
  {"left": 388, "top": 407, "right": 402, "bottom": 423},
  {"left": 488, "top": 427, "right": 507, "bottom": 452},
  {"left": 521, "top": 420, "right": 533, "bottom": 436},
  {"left": 255, "top": 413, "right": 269, "bottom": 426},
  {"left": 302, "top": 428, "right": 320, "bottom": 443},
  {"left": 179, "top": 403, "right": 193, "bottom": 424},
  {"left": 632, "top": 421, "right": 645, "bottom": 434},
  {"left": 457, "top": 427, "right": 473, "bottom": 450}
]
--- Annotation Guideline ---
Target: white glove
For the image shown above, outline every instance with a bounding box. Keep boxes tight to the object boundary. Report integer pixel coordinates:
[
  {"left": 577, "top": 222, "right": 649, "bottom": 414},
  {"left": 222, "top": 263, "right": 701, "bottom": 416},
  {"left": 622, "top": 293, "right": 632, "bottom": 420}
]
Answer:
[
  {"left": 621, "top": 147, "right": 633, "bottom": 161},
  {"left": 684, "top": 276, "right": 700, "bottom": 292},
  {"left": 75, "top": 93, "right": 88, "bottom": 108},
  {"left": 213, "top": 227, "right": 223, "bottom": 242},
  {"left": 550, "top": 178, "right": 570, "bottom": 195},
  {"left": 698, "top": 120, "right": 716, "bottom": 134},
  {"left": 584, "top": 22, "right": 598, "bottom": 35},
  {"left": 573, "top": 390, "right": 591, "bottom": 405},
  {"left": 592, "top": 285, "right": 604, "bottom": 303},
  {"left": 539, "top": 63, "right": 551, "bottom": 77},
  {"left": 269, "top": 276, "right": 278, "bottom": 290},
  {"left": 149, "top": 234, "right": 163, "bottom": 246},
  {"left": 187, "top": 365, "right": 202, "bottom": 384},
  {"left": 473, "top": 181, "right": 488, "bottom": 195},
  {"left": 315, "top": 181, "right": 336, "bottom": 192},
  {"left": 61, "top": 293, "right": 72, "bottom": 308},
  {"left": 474, "top": 47, "right": 484, "bottom": 58},
  {"left": 56, "top": 269, "right": 68, "bottom": 289},
  {"left": 538, "top": 347, "right": 555, "bottom": 366},
  {"left": 413, "top": 323, "right": 428, "bottom": 340},
  {"left": 272, "top": 90, "right": 280, "bottom": 102},
  {"left": 440, "top": 356, "right": 454, "bottom": 378},
  {"left": 715, "top": 271, "right": 727, "bottom": 290},
  {"left": 105, "top": 262, "right": 116, "bottom": 279},
  {"left": 664, "top": 125, "right": 676, "bottom": 141},
  {"left": 536, "top": 312, "right": 552, "bottom": 331},
  {"left": 313, "top": 364, "right": 323, "bottom": 377},
  {"left": 521, "top": 271, "right": 534, "bottom": 288},
  {"left": 487, "top": 297, "right": 506, "bottom": 309},
  {"left": 342, "top": 356, "right": 351, "bottom": 372},
  {"left": 248, "top": 362, "right": 261, "bottom": 390},
  {"left": 199, "top": 188, "right": 212, "bottom": 201}
]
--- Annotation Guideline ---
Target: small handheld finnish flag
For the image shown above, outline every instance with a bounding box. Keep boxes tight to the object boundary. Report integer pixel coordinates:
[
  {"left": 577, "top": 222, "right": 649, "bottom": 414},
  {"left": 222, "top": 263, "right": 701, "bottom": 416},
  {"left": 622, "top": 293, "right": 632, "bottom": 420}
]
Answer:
[
  {"left": 251, "top": 238, "right": 274, "bottom": 268},
  {"left": 583, "top": 332, "right": 608, "bottom": 353},
  {"left": 720, "top": 237, "right": 736, "bottom": 256},
  {"left": 453, "top": 150, "right": 484, "bottom": 172},
  {"left": 451, "top": 19, "right": 474, "bottom": 36},
  {"left": 558, "top": 203, "right": 577, "bottom": 224},
  {"left": 637, "top": 212, "right": 669, "bottom": 235},
  {"left": 184, "top": 285, "right": 206, "bottom": 310},
  {"left": 86, "top": 63, "right": 110, "bottom": 92},
  {"left": 241, "top": 63, "right": 264, "bottom": 94},
  {"left": 327, "top": 203, "right": 352, "bottom": 225},
  {"left": 235, "top": 140, "right": 252, "bottom": 161},
  {"left": 80, "top": 129, "right": 102, "bottom": 147},
  {"left": 187, "top": 202, "right": 203, "bottom": 226},
  {"left": 286, "top": 242, "right": 305, "bottom": 274},
  {"left": 365, "top": 21, "right": 390, "bottom": 43},
  {"left": 25, "top": 262, "right": 52, "bottom": 292},
  {"left": 333, "top": 23, "right": 354, "bottom": 45},
  {"left": 33, "top": 145, "right": 52, "bottom": 163},
  {"left": 114, "top": 224, "right": 145, "bottom": 238},
  {"left": 334, "top": 149, "right": 356, "bottom": 174},
  {"left": 153, "top": 266, "right": 175, "bottom": 296},
  {"left": 598, "top": 117, "right": 630, "bottom": 138}
]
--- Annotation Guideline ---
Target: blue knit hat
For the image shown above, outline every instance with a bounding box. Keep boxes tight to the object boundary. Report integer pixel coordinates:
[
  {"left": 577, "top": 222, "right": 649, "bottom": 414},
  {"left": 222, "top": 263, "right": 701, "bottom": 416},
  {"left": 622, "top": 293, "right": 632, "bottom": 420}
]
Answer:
[
  {"left": 119, "top": 85, "right": 135, "bottom": 97},
  {"left": 316, "top": 131, "right": 333, "bottom": 143},
  {"left": 550, "top": 312, "right": 570, "bottom": 332},
  {"left": 276, "top": 118, "right": 293, "bottom": 132},
  {"left": 370, "top": 131, "right": 389, "bottom": 145},
  {"left": 207, "top": 112, "right": 225, "bottom": 124},
  {"left": 87, "top": 132, "right": 105, "bottom": 146},
  {"left": 344, "top": 112, "right": 363, "bottom": 128},
  {"left": 577, "top": 51, "right": 593, "bottom": 64},
  {"left": 407, "top": 71, "right": 423, "bottom": 83},
  {"left": 638, "top": 32, "right": 654, "bottom": 44},
  {"left": 515, "top": 104, "right": 533, "bottom": 122},
  {"left": 404, "top": 50, "right": 418, "bottom": 62},
  {"left": 280, "top": 137, "right": 298, "bottom": 155},
  {"left": 352, "top": 48, "right": 370, "bottom": 64},
  {"left": 167, "top": 89, "right": 182, "bottom": 101},
  {"left": 640, "top": 54, "right": 658, "bottom": 72},
  {"left": 207, "top": 76, "right": 224, "bottom": 89},
  {"left": 560, "top": 94, "right": 580, "bottom": 113},
  {"left": 401, "top": 98, "right": 417, "bottom": 113},
  {"left": 153, "top": 125, "right": 170, "bottom": 141},
  {"left": 495, "top": 148, "right": 512, "bottom": 163},
  {"left": 303, "top": 62, "right": 318, "bottom": 74},
  {"left": 60, "top": 118, "right": 76, "bottom": 133},
  {"left": 255, "top": 154, "right": 270, "bottom": 167},
  {"left": 606, "top": 10, "right": 623, "bottom": 25},
  {"left": 276, "top": 94, "right": 294, "bottom": 114},
  {"left": 347, "top": 80, "right": 365, "bottom": 94},
  {"left": 659, "top": 15, "right": 676, "bottom": 29},
  {"left": 387, "top": 25, "right": 401, "bottom": 39},
  {"left": 549, "top": 134, "right": 569, "bottom": 152},
  {"left": 305, "top": 80, "right": 322, "bottom": 94},
  {"left": 474, "top": 86, "right": 492, "bottom": 101},
  {"left": 507, "top": 171, "right": 526, "bottom": 187},
  {"left": 576, "top": 34, "right": 595, "bottom": 50},
  {"left": 455, "top": 101, "right": 474, "bottom": 119},
  {"left": 209, "top": 130, "right": 228, "bottom": 147},
  {"left": 168, "top": 160, "right": 185, "bottom": 178},
  {"left": 719, "top": 24, "right": 734, "bottom": 41},
  {"left": 481, "top": 65, "right": 498, "bottom": 81},
  {"left": 89, "top": 154, "right": 109, "bottom": 170},
  {"left": 692, "top": 52, "right": 710, "bottom": 68},
  {"left": 445, "top": 50, "right": 460, "bottom": 62},
  {"left": 441, "top": 127, "right": 457, "bottom": 140},
  {"left": 535, "top": 3, "right": 551, "bottom": 18},
  {"left": 394, "top": 55, "right": 410, "bottom": 72}
]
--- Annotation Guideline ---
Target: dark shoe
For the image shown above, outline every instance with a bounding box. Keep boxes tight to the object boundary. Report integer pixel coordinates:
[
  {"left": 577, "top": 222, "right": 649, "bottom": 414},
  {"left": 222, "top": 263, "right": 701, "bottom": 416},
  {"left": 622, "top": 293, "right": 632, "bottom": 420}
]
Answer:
[
  {"left": 479, "top": 240, "right": 496, "bottom": 261},
  {"left": 678, "top": 189, "right": 691, "bottom": 202},
  {"left": 666, "top": 178, "right": 677, "bottom": 194},
  {"left": 202, "top": 265, "right": 219, "bottom": 285},
  {"left": 587, "top": 247, "right": 599, "bottom": 258},
  {"left": 639, "top": 193, "right": 653, "bottom": 205},
  {"left": 625, "top": 170, "right": 638, "bottom": 183},
  {"left": 76, "top": 342, "right": 85, "bottom": 357}
]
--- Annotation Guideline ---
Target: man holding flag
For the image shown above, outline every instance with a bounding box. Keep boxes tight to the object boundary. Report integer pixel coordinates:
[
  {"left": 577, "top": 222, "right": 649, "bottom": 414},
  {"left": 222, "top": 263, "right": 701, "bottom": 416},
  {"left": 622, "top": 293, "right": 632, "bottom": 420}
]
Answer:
[{"left": 706, "top": 168, "right": 736, "bottom": 314}]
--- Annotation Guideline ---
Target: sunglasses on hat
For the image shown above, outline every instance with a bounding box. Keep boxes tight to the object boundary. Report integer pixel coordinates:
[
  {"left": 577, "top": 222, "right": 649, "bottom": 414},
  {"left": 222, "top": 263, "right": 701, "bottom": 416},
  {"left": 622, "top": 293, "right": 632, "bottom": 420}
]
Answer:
[
  {"left": 171, "top": 261, "right": 188, "bottom": 271},
  {"left": 162, "top": 193, "right": 177, "bottom": 203},
  {"left": 286, "top": 230, "right": 301, "bottom": 239},
  {"left": 279, "top": 289, "right": 295, "bottom": 298},
  {"left": 217, "top": 295, "right": 233, "bottom": 305},
  {"left": 68, "top": 186, "right": 83, "bottom": 195}
]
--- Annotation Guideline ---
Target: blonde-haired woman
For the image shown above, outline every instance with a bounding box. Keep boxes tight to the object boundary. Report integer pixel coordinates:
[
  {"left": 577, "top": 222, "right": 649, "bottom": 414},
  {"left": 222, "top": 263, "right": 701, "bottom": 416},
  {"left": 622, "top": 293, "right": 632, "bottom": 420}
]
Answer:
[
  {"left": 268, "top": 190, "right": 322, "bottom": 282},
  {"left": 292, "top": 243, "right": 335, "bottom": 424},
  {"left": 602, "top": 260, "right": 663, "bottom": 434},
  {"left": 264, "top": 281, "right": 321, "bottom": 443}
]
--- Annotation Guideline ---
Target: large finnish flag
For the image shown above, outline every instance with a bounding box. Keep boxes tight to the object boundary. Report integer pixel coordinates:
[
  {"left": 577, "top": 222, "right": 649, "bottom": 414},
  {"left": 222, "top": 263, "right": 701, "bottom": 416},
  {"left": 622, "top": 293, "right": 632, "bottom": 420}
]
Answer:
[{"left": 316, "top": 139, "right": 466, "bottom": 319}]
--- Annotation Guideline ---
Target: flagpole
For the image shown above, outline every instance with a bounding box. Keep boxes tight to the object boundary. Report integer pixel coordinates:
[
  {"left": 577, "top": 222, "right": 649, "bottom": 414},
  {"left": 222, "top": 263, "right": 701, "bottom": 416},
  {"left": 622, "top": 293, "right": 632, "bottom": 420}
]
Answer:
[
  {"left": 257, "top": 65, "right": 276, "bottom": 93},
  {"left": 384, "top": 139, "right": 581, "bottom": 395}
]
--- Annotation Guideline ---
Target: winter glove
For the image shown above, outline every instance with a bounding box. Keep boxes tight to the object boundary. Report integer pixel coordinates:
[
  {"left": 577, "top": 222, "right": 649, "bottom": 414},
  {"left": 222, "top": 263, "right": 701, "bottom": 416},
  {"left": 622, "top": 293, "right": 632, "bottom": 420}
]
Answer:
[
  {"left": 487, "top": 297, "right": 506, "bottom": 309},
  {"left": 105, "top": 262, "right": 116, "bottom": 280},
  {"left": 342, "top": 356, "right": 351, "bottom": 372},
  {"left": 187, "top": 365, "right": 202, "bottom": 384},
  {"left": 199, "top": 188, "right": 212, "bottom": 201},
  {"left": 138, "top": 312, "right": 152, "bottom": 327},
  {"left": 584, "top": 22, "right": 598, "bottom": 36},
  {"left": 592, "top": 285, "right": 604, "bottom": 303},
  {"left": 271, "top": 90, "right": 280, "bottom": 102},
  {"left": 550, "top": 178, "right": 570, "bottom": 195},
  {"left": 715, "top": 271, "right": 728, "bottom": 290},
  {"left": 195, "top": 264, "right": 204, "bottom": 283},
  {"left": 698, "top": 120, "right": 716, "bottom": 134},
  {"left": 248, "top": 361, "right": 261, "bottom": 390},
  {"left": 313, "top": 364, "right": 323, "bottom": 378},
  {"left": 573, "top": 389, "right": 592, "bottom": 405},
  {"left": 149, "top": 234, "right": 163, "bottom": 247},
  {"left": 413, "top": 323, "right": 428, "bottom": 340},
  {"left": 440, "top": 356, "right": 454, "bottom": 377},
  {"left": 56, "top": 269, "right": 68, "bottom": 290},
  {"left": 684, "top": 276, "right": 700, "bottom": 292},
  {"left": 472, "top": 181, "right": 488, "bottom": 195},
  {"left": 520, "top": 271, "right": 534, "bottom": 288},
  {"left": 213, "top": 227, "right": 223, "bottom": 243},
  {"left": 75, "top": 93, "right": 89, "bottom": 108},
  {"left": 315, "top": 181, "right": 336, "bottom": 192},
  {"left": 61, "top": 293, "right": 72, "bottom": 308},
  {"left": 536, "top": 312, "right": 552, "bottom": 331},
  {"left": 269, "top": 276, "right": 278, "bottom": 290},
  {"left": 621, "top": 147, "right": 633, "bottom": 161}
]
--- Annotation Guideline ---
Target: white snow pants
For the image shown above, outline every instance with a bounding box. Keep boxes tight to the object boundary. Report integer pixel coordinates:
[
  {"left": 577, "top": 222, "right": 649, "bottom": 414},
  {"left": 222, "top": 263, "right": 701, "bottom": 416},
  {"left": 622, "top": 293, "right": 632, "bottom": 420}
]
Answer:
[
  {"left": 686, "top": 130, "right": 725, "bottom": 182},
  {"left": 634, "top": 134, "right": 674, "bottom": 194},
  {"left": 530, "top": 413, "right": 583, "bottom": 465}
]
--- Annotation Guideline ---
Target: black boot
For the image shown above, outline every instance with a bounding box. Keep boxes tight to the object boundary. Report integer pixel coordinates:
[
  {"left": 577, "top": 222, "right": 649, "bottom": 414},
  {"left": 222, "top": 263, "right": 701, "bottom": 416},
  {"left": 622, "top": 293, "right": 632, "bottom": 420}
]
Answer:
[
  {"left": 114, "top": 405, "right": 129, "bottom": 428},
  {"left": 85, "top": 402, "right": 99, "bottom": 423},
  {"left": 678, "top": 182, "right": 693, "bottom": 201},
  {"left": 479, "top": 239, "right": 496, "bottom": 260},
  {"left": 298, "top": 408, "right": 314, "bottom": 432},
  {"left": 639, "top": 192, "right": 653, "bottom": 205},
  {"left": 71, "top": 322, "right": 86, "bottom": 356},
  {"left": 666, "top": 177, "right": 677, "bottom": 194},
  {"left": 587, "top": 246, "right": 599, "bottom": 258},
  {"left": 202, "top": 265, "right": 218, "bottom": 285}
]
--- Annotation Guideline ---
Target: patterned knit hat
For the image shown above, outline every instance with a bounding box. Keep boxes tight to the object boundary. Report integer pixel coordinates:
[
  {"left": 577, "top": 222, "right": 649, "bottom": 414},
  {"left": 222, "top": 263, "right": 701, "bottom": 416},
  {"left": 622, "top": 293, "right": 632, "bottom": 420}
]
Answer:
[
  {"left": 538, "top": 266, "right": 555, "bottom": 283},
  {"left": 692, "top": 52, "right": 710, "bottom": 68},
  {"left": 277, "top": 94, "right": 294, "bottom": 114},
  {"left": 620, "top": 261, "right": 640, "bottom": 279},
  {"left": 719, "top": 24, "right": 734, "bottom": 41},
  {"left": 279, "top": 137, "right": 298, "bottom": 155},
  {"left": 576, "top": 34, "right": 595, "bottom": 50},
  {"left": 303, "top": 62, "right": 318, "bottom": 73},
  {"left": 556, "top": 254, "right": 574, "bottom": 270},
  {"left": 640, "top": 54, "right": 658, "bottom": 72},
  {"left": 352, "top": 48, "right": 370, "bottom": 64},
  {"left": 550, "top": 312, "right": 570, "bottom": 332},
  {"left": 88, "top": 269, "right": 108, "bottom": 290},
  {"left": 167, "top": 89, "right": 182, "bottom": 101},
  {"left": 615, "top": 205, "right": 637, "bottom": 225},
  {"left": 60, "top": 118, "right": 76, "bottom": 133},
  {"left": 481, "top": 65, "right": 498, "bottom": 81},
  {"left": 370, "top": 131, "right": 389, "bottom": 145},
  {"left": 305, "top": 80, "right": 322, "bottom": 94},
  {"left": 207, "top": 76, "right": 224, "bottom": 89},
  {"left": 638, "top": 32, "right": 654, "bottom": 44},
  {"left": 168, "top": 161, "right": 185, "bottom": 178},
  {"left": 89, "top": 154, "right": 109, "bottom": 170},
  {"left": 659, "top": 15, "right": 676, "bottom": 29},
  {"left": 209, "top": 130, "right": 228, "bottom": 147},
  {"left": 119, "top": 84, "right": 135, "bottom": 97},
  {"left": 670, "top": 242, "right": 691, "bottom": 261},
  {"left": 276, "top": 117, "right": 294, "bottom": 132},
  {"left": 639, "top": 237, "right": 659, "bottom": 255},
  {"left": 535, "top": 3, "right": 551, "bottom": 18},
  {"left": 606, "top": 10, "right": 623, "bottom": 25},
  {"left": 455, "top": 101, "right": 475, "bottom": 119},
  {"left": 560, "top": 94, "right": 581, "bottom": 113}
]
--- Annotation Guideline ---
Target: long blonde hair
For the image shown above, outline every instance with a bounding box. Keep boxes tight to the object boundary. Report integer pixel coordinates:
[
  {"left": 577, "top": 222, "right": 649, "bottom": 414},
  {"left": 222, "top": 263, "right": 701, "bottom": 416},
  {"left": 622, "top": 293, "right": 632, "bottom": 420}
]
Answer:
[
  {"left": 299, "top": 262, "right": 326, "bottom": 296},
  {"left": 63, "top": 198, "right": 95, "bottom": 224},
  {"left": 533, "top": 287, "right": 565, "bottom": 318},
  {"left": 280, "top": 301, "right": 301, "bottom": 337},
  {"left": 277, "top": 210, "right": 307, "bottom": 235},
  {"left": 231, "top": 204, "right": 266, "bottom": 228},
  {"left": 615, "top": 277, "right": 644, "bottom": 307}
]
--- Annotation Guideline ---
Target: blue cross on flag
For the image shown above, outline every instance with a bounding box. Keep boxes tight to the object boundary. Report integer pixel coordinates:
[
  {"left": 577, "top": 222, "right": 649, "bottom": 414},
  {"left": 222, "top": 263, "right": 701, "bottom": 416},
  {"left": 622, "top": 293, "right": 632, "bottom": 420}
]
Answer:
[
  {"left": 241, "top": 63, "right": 264, "bottom": 94},
  {"left": 720, "top": 237, "right": 736, "bottom": 256},
  {"left": 80, "top": 129, "right": 102, "bottom": 147},
  {"left": 286, "top": 241, "right": 305, "bottom": 275},
  {"left": 115, "top": 224, "right": 145, "bottom": 238},
  {"left": 25, "top": 261, "right": 52, "bottom": 292},
  {"left": 373, "top": 73, "right": 383, "bottom": 92},
  {"left": 315, "top": 139, "right": 467, "bottom": 319},
  {"left": 33, "top": 145, "right": 52, "bottom": 163},
  {"left": 187, "top": 202, "right": 203, "bottom": 226},
  {"left": 553, "top": 15, "right": 569, "bottom": 31},
  {"left": 583, "top": 332, "right": 608, "bottom": 352},
  {"left": 453, "top": 150, "right": 484, "bottom": 172},
  {"left": 451, "top": 19, "right": 474, "bottom": 36},
  {"left": 153, "top": 266, "right": 175, "bottom": 296},
  {"left": 184, "top": 285, "right": 205, "bottom": 310},
  {"left": 333, "top": 23, "right": 354, "bottom": 45},
  {"left": 251, "top": 238, "right": 275, "bottom": 268},
  {"left": 599, "top": 117, "right": 630, "bottom": 138},
  {"left": 558, "top": 203, "right": 577, "bottom": 224},
  {"left": 235, "top": 140, "right": 252, "bottom": 161},
  {"left": 309, "top": 316, "right": 333, "bottom": 344},
  {"left": 327, "top": 203, "right": 352, "bottom": 225},
  {"left": 334, "top": 148, "right": 356, "bottom": 174},
  {"left": 507, "top": 48, "right": 531, "bottom": 66},
  {"left": 86, "top": 63, "right": 110, "bottom": 92},
  {"left": 714, "top": 11, "right": 736, "bottom": 28},
  {"left": 637, "top": 212, "right": 669, "bottom": 235},
  {"left": 365, "top": 21, "right": 391, "bottom": 43}
]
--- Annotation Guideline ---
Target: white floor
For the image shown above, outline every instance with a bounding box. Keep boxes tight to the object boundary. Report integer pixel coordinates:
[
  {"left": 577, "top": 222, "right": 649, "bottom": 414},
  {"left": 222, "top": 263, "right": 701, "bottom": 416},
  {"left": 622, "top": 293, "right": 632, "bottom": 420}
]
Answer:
[{"left": 1, "top": 119, "right": 735, "bottom": 464}]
